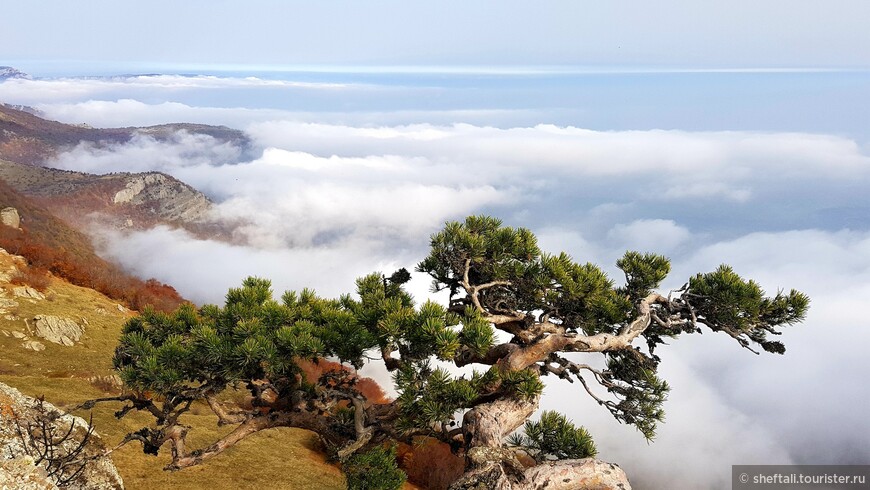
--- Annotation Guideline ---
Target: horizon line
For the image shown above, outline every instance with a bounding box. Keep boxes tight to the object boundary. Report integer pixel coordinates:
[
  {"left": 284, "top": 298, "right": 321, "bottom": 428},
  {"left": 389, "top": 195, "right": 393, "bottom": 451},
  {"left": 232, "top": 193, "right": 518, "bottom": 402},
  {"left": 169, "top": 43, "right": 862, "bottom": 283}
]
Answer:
[{"left": 5, "top": 60, "right": 870, "bottom": 77}]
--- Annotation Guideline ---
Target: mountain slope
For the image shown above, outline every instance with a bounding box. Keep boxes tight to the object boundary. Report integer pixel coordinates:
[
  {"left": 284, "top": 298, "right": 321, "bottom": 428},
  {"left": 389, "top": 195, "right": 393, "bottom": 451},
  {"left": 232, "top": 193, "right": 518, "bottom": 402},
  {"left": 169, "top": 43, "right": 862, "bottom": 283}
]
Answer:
[
  {"left": 0, "top": 104, "right": 238, "bottom": 237},
  {"left": 0, "top": 247, "right": 346, "bottom": 490},
  {"left": 0, "top": 158, "right": 212, "bottom": 231},
  {"left": 0, "top": 103, "right": 248, "bottom": 166},
  {"left": 0, "top": 178, "right": 185, "bottom": 311}
]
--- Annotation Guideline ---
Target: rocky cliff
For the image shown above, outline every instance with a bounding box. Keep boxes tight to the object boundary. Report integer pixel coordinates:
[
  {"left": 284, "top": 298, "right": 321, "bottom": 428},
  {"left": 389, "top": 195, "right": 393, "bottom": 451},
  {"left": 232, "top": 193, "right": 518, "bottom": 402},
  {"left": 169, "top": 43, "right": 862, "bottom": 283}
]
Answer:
[
  {"left": 110, "top": 173, "right": 211, "bottom": 224},
  {"left": 0, "top": 158, "right": 212, "bottom": 231},
  {"left": 0, "top": 382, "right": 124, "bottom": 489}
]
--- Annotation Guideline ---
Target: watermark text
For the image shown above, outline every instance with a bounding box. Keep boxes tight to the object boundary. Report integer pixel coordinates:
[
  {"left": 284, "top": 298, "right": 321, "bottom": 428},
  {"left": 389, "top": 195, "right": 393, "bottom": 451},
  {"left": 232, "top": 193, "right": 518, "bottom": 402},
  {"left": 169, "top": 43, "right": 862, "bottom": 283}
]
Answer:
[{"left": 733, "top": 465, "right": 869, "bottom": 489}]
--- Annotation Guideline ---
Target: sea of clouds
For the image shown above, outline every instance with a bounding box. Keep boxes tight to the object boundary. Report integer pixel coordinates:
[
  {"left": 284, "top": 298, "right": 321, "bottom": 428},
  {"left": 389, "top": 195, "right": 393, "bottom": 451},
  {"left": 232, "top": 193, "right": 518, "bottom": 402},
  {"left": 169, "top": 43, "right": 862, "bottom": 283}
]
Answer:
[{"left": 2, "top": 74, "right": 869, "bottom": 488}]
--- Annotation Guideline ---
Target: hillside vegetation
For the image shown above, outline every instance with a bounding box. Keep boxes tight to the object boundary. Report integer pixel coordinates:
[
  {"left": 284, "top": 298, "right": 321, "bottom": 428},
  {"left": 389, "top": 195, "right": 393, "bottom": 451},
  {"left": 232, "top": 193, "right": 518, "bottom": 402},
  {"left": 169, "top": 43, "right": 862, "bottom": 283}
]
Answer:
[
  {"left": 0, "top": 178, "right": 185, "bottom": 312},
  {"left": 0, "top": 103, "right": 445, "bottom": 488},
  {"left": 0, "top": 248, "right": 349, "bottom": 490}
]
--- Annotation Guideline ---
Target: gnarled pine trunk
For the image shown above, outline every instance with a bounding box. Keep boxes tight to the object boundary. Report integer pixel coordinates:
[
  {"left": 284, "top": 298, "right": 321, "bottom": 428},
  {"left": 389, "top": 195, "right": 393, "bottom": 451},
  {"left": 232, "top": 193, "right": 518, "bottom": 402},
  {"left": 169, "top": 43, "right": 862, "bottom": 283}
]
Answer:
[{"left": 449, "top": 395, "right": 631, "bottom": 490}]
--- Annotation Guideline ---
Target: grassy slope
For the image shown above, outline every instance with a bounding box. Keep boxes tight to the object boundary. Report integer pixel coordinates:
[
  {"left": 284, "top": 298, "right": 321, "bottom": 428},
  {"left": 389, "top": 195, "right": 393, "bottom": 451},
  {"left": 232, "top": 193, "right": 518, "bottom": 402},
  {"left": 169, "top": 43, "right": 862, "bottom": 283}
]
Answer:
[{"left": 0, "top": 261, "right": 345, "bottom": 490}]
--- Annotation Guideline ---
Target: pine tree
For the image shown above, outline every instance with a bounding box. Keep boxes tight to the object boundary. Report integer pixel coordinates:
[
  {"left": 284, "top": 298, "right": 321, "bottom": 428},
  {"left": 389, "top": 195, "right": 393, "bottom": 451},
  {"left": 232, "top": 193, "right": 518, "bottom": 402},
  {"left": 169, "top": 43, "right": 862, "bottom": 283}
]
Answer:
[{"left": 90, "top": 215, "right": 809, "bottom": 489}]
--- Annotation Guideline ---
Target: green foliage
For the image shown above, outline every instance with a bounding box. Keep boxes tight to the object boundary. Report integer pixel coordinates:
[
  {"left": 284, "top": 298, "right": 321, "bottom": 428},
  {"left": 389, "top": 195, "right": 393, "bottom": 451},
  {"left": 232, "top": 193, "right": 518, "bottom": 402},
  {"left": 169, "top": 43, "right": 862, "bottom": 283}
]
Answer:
[
  {"left": 116, "top": 277, "right": 335, "bottom": 393},
  {"left": 508, "top": 411, "right": 597, "bottom": 462},
  {"left": 604, "top": 350, "right": 669, "bottom": 440},
  {"left": 542, "top": 253, "right": 631, "bottom": 335},
  {"left": 499, "top": 368, "right": 545, "bottom": 401},
  {"left": 688, "top": 265, "right": 810, "bottom": 353},
  {"left": 343, "top": 446, "right": 406, "bottom": 490},
  {"left": 458, "top": 307, "right": 495, "bottom": 356},
  {"left": 417, "top": 215, "right": 544, "bottom": 310},
  {"left": 616, "top": 251, "right": 671, "bottom": 300},
  {"left": 393, "top": 363, "right": 496, "bottom": 433}
]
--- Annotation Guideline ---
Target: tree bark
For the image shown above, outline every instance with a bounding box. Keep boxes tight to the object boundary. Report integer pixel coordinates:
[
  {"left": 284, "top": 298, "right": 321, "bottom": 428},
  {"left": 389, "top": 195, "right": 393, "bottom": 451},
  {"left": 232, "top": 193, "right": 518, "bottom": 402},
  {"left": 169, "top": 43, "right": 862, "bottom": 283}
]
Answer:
[
  {"left": 463, "top": 395, "right": 538, "bottom": 448},
  {"left": 453, "top": 372, "right": 634, "bottom": 489},
  {"left": 164, "top": 410, "right": 326, "bottom": 470}
]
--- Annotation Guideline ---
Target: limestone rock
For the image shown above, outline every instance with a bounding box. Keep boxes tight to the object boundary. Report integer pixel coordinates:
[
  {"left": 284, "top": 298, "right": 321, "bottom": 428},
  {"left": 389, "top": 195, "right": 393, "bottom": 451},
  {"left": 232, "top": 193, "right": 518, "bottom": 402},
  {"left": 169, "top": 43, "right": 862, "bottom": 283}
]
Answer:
[
  {"left": 0, "top": 248, "right": 27, "bottom": 282},
  {"left": 0, "top": 455, "right": 59, "bottom": 490},
  {"left": 21, "top": 340, "right": 45, "bottom": 351},
  {"left": 13, "top": 286, "right": 45, "bottom": 300},
  {"left": 111, "top": 173, "right": 210, "bottom": 223},
  {"left": 0, "top": 296, "right": 18, "bottom": 310},
  {"left": 87, "top": 375, "right": 123, "bottom": 393},
  {"left": 32, "top": 315, "right": 84, "bottom": 346},
  {"left": 0, "top": 207, "right": 20, "bottom": 229},
  {"left": 0, "top": 382, "right": 124, "bottom": 489}
]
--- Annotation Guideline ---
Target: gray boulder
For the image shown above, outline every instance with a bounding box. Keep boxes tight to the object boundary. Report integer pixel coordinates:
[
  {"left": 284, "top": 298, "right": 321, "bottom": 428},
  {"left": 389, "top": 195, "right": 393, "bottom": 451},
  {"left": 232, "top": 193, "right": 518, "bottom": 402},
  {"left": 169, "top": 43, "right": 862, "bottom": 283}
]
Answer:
[
  {"left": 32, "top": 315, "right": 84, "bottom": 346},
  {"left": 0, "top": 382, "right": 124, "bottom": 489}
]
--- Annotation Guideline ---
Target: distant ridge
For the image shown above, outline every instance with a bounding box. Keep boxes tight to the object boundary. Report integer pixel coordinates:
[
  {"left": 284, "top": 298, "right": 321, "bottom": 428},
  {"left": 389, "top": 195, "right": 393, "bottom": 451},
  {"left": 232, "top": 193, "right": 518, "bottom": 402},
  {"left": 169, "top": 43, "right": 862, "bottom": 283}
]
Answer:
[
  {"left": 0, "top": 104, "right": 249, "bottom": 166},
  {"left": 0, "top": 104, "right": 238, "bottom": 241},
  {"left": 0, "top": 66, "right": 30, "bottom": 80}
]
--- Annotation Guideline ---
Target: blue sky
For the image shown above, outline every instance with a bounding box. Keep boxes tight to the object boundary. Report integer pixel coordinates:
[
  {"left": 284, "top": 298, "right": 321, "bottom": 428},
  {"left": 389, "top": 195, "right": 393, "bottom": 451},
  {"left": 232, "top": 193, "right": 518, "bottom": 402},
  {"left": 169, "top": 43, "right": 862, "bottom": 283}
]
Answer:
[{"left": 4, "top": 1, "right": 870, "bottom": 69}]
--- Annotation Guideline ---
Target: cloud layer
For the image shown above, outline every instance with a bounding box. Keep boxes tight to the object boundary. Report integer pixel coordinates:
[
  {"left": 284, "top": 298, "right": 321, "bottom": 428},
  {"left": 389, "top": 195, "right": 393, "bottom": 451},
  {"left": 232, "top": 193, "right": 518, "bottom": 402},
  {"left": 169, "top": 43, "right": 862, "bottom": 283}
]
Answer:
[{"left": 6, "top": 72, "right": 870, "bottom": 488}]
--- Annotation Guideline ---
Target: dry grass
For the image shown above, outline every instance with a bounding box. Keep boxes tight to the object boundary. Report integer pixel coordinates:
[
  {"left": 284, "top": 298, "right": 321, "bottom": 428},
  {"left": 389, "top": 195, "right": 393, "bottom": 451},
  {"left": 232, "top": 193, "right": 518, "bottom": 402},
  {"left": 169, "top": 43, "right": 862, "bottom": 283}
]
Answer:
[
  {"left": 0, "top": 271, "right": 349, "bottom": 489},
  {"left": 1, "top": 376, "right": 346, "bottom": 490},
  {"left": 0, "top": 277, "right": 128, "bottom": 379}
]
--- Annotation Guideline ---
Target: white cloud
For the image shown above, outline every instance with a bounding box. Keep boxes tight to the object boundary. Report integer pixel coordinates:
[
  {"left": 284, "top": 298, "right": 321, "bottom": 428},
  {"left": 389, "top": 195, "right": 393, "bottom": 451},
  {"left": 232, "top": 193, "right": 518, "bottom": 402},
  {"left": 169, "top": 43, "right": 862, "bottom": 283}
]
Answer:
[
  {"left": 665, "top": 230, "right": 870, "bottom": 467},
  {"left": 94, "top": 225, "right": 412, "bottom": 306},
  {"left": 607, "top": 219, "right": 692, "bottom": 254},
  {"left": 540, "top": 355, "right": 793, "bottom": 489},
  {"left": 245, "top": 122, "right": 870, "bottom": 180},
  {"left": 48, "top": 131, "right": 242, "bottom": 174},
  {"left": 663, "top": 181, "right": 752, "bottom": 202},
  {"left": 21, "top": 98, "right": 870, "bottom": 487},
  {"left": 39, "top": 99, "right": 290, "bottom": 128}
]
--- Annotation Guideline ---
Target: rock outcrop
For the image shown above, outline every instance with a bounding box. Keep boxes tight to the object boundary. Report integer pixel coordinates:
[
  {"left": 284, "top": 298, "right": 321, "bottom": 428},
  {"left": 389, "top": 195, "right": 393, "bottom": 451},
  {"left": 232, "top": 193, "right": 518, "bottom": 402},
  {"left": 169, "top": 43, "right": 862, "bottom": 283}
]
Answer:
[
  {"left": 32, "top": 315, "right": 84, "bottom": 346},
  {"left": 0, "top": 207, "right": 20, "bottom": 229},
  {"left": 0, "top": 382, "right": 124, "bottom": 489},
  {"left": 0, "top": 455, "right": 58, "bottom": 490},
  {"left": 21, "top": 340, "right": 46, "bottom": 352},
  {"left": 111, "top": 172, "right": 211, "bottom": 223},
  {"left": 13, "top": 286, "right": 44, "bottom": 300}
]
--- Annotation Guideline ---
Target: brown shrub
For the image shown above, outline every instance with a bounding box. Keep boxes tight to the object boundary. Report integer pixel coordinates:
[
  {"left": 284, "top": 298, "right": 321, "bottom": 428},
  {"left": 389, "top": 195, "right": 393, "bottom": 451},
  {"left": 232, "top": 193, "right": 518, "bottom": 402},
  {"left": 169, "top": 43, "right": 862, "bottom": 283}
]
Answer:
[
  {"left": 10, "top": 266, "right": 51, "bottom": 291},
  {"left": 398, "top": 437, "right": 465, "bottom": 490},
  {"left": 0, "top": 223, "right": 185, "bottom": 313},
  {"left": 297, "top": 359, "right": 391, "bottom": 405},
  {"left": 88, "top": 375, "right": 124, "bottom": 394}
]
